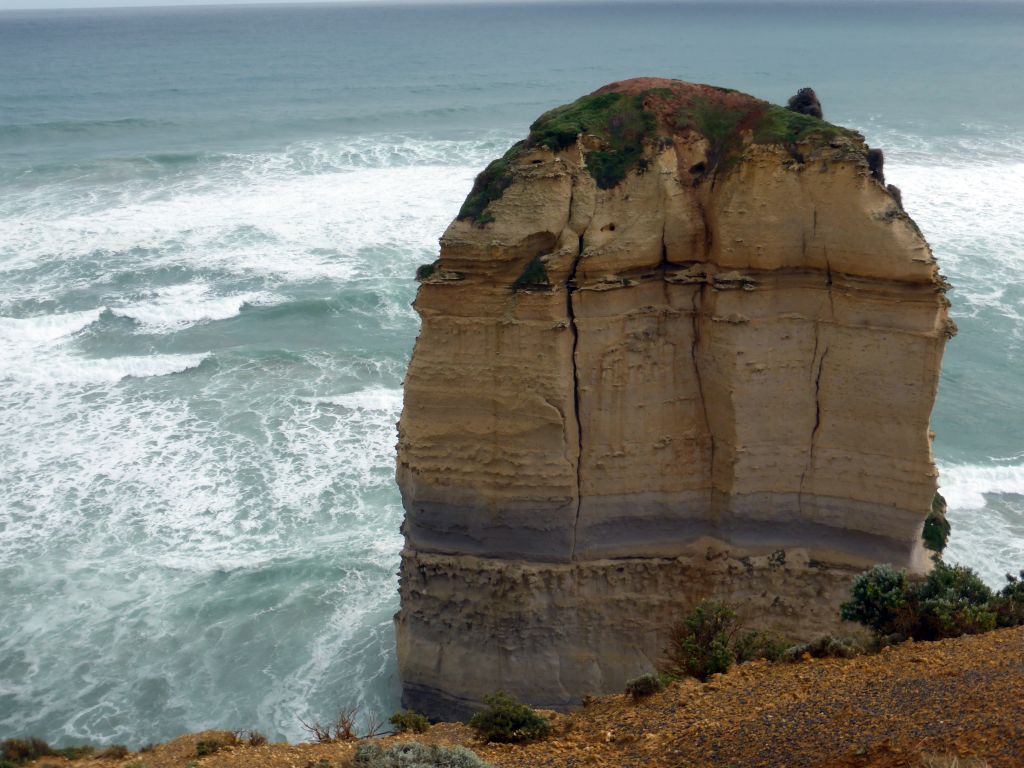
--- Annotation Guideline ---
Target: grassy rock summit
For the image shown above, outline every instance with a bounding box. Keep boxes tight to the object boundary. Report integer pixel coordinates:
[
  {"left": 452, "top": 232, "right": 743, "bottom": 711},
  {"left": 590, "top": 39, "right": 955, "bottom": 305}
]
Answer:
[{"left": 395, "top": 78, "right": 953, "bottom": 718}]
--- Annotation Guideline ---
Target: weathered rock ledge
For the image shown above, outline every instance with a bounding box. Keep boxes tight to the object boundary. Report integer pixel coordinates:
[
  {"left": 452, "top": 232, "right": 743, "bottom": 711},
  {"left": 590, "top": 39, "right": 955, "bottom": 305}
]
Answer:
[{"left": 395, "top": 78, "right": 953, "bottom": 718}]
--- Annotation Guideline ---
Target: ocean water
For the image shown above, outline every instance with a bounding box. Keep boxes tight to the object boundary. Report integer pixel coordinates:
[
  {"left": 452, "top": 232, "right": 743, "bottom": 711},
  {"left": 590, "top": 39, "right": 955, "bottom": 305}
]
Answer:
[{"left": 0, "top": 0, "right": 1022, "bottom": 747}]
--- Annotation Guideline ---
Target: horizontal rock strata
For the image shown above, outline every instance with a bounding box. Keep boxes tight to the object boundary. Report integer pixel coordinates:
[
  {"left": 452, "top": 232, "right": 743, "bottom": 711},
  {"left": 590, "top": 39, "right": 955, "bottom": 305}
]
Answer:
[{"left": 395, "top": 78, "right": 952, "bottom": 717}]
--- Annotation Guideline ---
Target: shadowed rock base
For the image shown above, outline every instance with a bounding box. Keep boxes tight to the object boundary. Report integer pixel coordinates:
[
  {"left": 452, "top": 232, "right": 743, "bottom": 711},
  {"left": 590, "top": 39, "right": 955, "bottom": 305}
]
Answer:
[{"left": 397, "top": 548, "right": 867, "bottom": 719}]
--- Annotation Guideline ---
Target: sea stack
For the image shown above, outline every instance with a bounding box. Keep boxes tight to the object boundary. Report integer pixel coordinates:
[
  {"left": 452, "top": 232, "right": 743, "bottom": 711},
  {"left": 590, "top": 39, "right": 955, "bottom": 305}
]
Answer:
[{"left": 394, "top": 78, "right": 953, "bottom": 718}]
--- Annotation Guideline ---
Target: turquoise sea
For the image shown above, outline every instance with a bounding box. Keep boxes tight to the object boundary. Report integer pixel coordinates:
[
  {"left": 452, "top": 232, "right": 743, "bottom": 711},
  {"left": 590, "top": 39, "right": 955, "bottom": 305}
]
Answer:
[{"left": 0, "top": 0, "right": 1022, "bottom": 747}]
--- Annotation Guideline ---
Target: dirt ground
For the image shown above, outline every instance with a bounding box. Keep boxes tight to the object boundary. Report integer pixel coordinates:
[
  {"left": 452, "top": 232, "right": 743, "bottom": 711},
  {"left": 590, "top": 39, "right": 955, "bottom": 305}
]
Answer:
[{"left": 20, "top": 626, "right": 1024, "bottom": 768}]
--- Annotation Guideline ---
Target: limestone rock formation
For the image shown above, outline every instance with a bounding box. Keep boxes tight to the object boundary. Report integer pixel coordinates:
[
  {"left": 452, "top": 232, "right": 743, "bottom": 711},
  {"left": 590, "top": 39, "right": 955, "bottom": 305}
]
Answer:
[{"left": 394, "top": 78, "right": 953, "bottom": 719}]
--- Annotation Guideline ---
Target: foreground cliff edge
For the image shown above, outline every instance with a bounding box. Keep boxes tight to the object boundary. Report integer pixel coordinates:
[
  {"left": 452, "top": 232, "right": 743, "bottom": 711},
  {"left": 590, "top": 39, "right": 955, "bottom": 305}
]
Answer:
[{"left": 395, "top": 78, "right": 954, "bottom": 718}]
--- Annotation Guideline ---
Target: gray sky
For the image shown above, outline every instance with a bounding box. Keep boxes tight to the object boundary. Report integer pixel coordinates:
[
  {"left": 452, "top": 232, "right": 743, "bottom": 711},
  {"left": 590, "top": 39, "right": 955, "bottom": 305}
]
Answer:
[
  {"left": 0, "top": 0, "right": 514, "bottom": 10},
  {"left": 2, "top": 0, "right": 558, "bottom": 10}
]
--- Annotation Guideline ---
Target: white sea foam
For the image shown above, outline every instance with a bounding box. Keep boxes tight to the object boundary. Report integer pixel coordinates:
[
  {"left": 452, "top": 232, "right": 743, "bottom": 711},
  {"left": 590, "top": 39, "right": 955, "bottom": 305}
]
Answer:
[
  {"left": 0, "top": 308, "right": 103, "bottom": 343},
  {"left": 109, "top": 283, "right": 278, "bottom": 331},
  {"left": 304, "top": 387, "right": 404, "bottom": 412},
  {"left": 938, "top": 460, "right": 1024, "bottom": 586},
  {"left": 939, "top": 461, "right": 1024, "bottom": 511},
  {"left": 2, "top": 351, "right": 210, "bottom": 385},
  {"left": 0, "top": 136, "right": 508, "bottom": 299}
]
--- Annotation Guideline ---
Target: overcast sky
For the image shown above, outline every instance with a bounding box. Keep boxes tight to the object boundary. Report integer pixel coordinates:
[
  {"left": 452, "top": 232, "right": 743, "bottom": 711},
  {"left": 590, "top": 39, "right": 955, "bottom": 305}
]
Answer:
[
  {"left": 2, "top": 0, "right": 543, "bottom": 11},
  {"left": 0, "top": 0, "right": 571, "bottom": 10}
]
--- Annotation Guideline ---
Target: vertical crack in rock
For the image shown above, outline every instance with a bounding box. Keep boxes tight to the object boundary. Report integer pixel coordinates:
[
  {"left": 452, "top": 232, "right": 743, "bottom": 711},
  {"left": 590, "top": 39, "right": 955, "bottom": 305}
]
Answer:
[
  {"left": 567, "top": 207, "right": 585, "bottom": 561},
  {"left": 692, "top": 199, "right": 715, "bottom": 497},
  {"left": 690, "top": 280, "right": 714, "bottom": 498},
  {"left": 798, "top": 242, "right": 834, "bottom": 513}
]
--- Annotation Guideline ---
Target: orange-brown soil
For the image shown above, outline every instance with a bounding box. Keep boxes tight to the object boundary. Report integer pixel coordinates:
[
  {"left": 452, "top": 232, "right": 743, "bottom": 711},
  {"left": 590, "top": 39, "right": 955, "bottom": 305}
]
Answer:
[{"left": 22, "top": 627, "right": 1023, "bottom": 768}]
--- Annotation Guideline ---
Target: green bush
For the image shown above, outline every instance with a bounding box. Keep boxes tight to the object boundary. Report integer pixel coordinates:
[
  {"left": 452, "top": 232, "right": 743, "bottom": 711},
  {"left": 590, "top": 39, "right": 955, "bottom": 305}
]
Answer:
[
  {"left": 993, "top": 570, "right": 1024, "bottom": 627},
  {"left": 511, "top": 257, "right": 550, "bottom": 291},
  {"left": 923, "top": 492, "right": 951, "bottom": 552},
  {"left": 662, "top": 600, "right": 784, "bottom": 681},
  {"left": 624, "top": 673, "right": 666, "bottom": 700},
  {"left": 840, "top": 564, "right": 911, "bottom": 637},
  {"left": 196, "top": 739, "right": 225, "bottom": 757},
  {"left": 781, "top": 635, "right": 865, "bottom": 662},
  {"left": 913, "top": 561, "right": 996, "bottom": 639},
  {"left": 840, "top": 562, "right": 1011, "bottom": 641},
  {"left": 389, "top": 710, "right": 430, "bottom": 734},
  {"left": 663, "top": 600, "right": 737, "bottom": 680},
  {"left": 457, "top": 143, "right": 524, "bottom": 223},
  {"left": 354, "top": 742, "right": 491, "bottom": 768},
  {"left": 1, "top": 738, "right": 53, "bottom": 764},
  {"left": 468, "top": 693, "right": 551, "bottom": 744},
  {"left": 733, "top": 629, "right": 789, "bottom": 663}
]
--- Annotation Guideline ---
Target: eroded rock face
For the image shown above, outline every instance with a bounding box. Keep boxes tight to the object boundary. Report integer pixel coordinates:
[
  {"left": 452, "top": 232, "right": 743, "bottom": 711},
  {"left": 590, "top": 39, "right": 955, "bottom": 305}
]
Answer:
[{"left": 395, "top": 78, "right": 953, "bottom": 719}]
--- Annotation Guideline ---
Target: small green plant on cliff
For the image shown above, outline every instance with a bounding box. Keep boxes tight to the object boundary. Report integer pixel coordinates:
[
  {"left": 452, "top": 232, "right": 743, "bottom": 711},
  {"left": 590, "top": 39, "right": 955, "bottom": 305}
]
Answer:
[
  {"left": 532, "top": 92, "right": 655, "bottom": 189},
  {"left": 923, "top": 492, "right": 952, "bottom": 552},
  {"left": 752, "top": 104, "right": 854, "bottom": 147},
  {"left": 780, "top": 634, "right": 866, "bottom": 662},
  {"left": 511, "top": 256, "right": 550, "bottom": 291},
  {"left": 993, "top": 570, "right": 1024, "bottom": 627},
  {"left": 624, "top": 673, "right": 669, "bottom": 700},
  {"left": 416, "top": 261, "right": 438, "bottom": 281},
  {"left": 456, "top": 142, "right": 524, "bottom": 224},
  {"left": 468, "top": 693, "right": 552, "bottom": 743},
  {"left": 662, "top": 600, "right": 738, "bottom": 680},
  {"left": 839, "top": 561, "right": 1021, "bottom": 642},
  {"left": 354, "top": 742, "right": 492, "bottom": 768},
  {"left": 661, "top": 600, "right": 786, "bottom": 681},
  {"left": 389, "top": 710, "right": 430, "bottom": 734},
  {"left": 1, "top": 739, "right": 53, "bottom": 764}
]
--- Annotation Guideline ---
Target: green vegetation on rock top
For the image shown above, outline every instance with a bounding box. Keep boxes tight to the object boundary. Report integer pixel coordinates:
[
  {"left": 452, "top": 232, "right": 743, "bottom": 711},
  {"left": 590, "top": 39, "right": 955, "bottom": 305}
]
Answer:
[
  {"left": 753, "top": 104, "right": 857, "bottom": 146},
  {"left": 456, "top": 81, "right": 862, "bottom": 226}
]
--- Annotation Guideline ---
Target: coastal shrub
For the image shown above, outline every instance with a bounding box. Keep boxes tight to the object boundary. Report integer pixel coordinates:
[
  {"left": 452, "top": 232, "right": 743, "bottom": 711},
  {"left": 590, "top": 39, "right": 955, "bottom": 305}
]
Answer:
[
  {"left": 662, "top": 601, "right": 790, "bottom": 681},
  {"left": 468, "top": 693, "right": 551, "bottom": 743},
  {"left": 923, "top": 492, "right": 951, "bottom": 553},
  {"left": 98, "top": 744, "right": 129, "bottom": 759},
  {"left": 781, "top": 634, "right": 865, "bottom": 662},
  {"left": 914, "top": 561, "right": 996, "bottom": 640},
  {"left": 840, "top": 562, "right": 1010, "bottom": 641},
  {"left": 195, "top": 740, "right": 223, "bottom": 757},
  {"left": 993, "top": 570, "right": 1024, "bottom": 627},
  {"left": 457, "top": 142, "right": 524, "bottom": 223},
  {"left": 753, "top": 105, "right": 852, "bottom": 148},
  {"left": 232, "top": 729, "right": 267, "bottom": 747},
  {"left": 624, "top": 673, "right": 667, "bottom": 700},
  {"left": 786, "top": 87, "right": 823, "bottom": 119},
  {"left": 299, "top": 706, "right": 359, "bottom": 743},
  {"left": 511, "top": 257, "right": 550, "bottom": 291},
  {"left": 1, "top": 738, "right": 53, "bottom": 763},
  {"left": 415, "top": 262, "right": 437, "bottom": 281},
  {"left": 733, "top": 629, "right": 789, "bottom": 663},
  {"left": 354, "top": 742, "right": 491, "bottom": 768},
  {"left": 840, "top": 564, "right": 911, "bottom": 637},
  {"left": 663, "top": 600, "right": 742, "bottom": 680},
  {"left": 389, "top": 710, "right": 430, "bottom": 734},
  {"left": 528, "top": 92, "right": 656, "bottom": 189}
]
